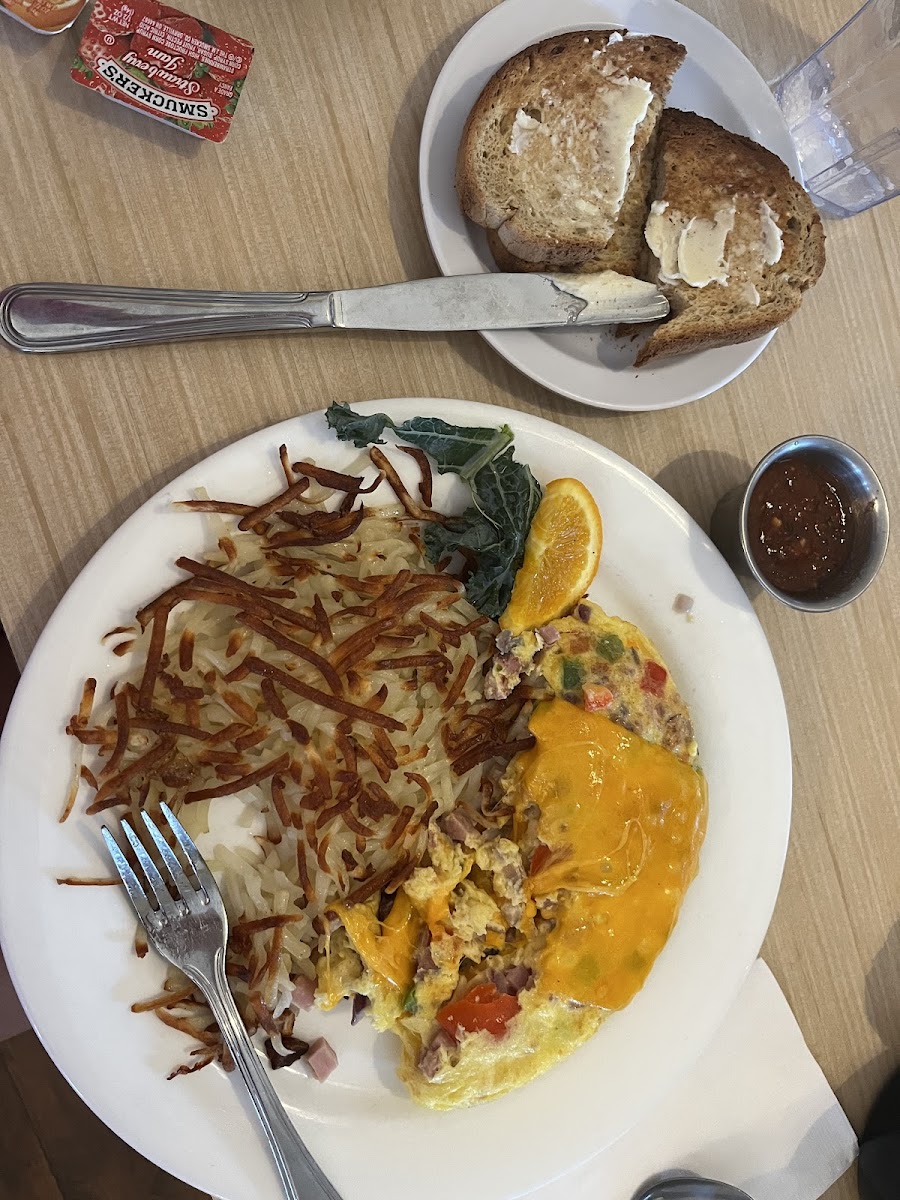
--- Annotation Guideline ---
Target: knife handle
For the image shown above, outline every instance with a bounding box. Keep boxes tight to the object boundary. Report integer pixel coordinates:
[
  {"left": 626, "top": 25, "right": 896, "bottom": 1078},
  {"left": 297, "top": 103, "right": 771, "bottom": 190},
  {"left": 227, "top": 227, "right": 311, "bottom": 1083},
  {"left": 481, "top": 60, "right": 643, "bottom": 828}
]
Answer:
[{"left": 0, "top": 283, "right": 335, "bottom": 353}]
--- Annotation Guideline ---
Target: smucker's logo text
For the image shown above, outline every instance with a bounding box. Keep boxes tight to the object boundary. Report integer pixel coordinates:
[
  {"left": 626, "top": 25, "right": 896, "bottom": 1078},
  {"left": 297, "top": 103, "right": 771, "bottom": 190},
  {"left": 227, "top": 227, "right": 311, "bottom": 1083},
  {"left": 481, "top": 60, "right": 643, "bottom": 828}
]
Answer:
[{"left": 97, "top": 59, "right": 218, "bottom": 122}]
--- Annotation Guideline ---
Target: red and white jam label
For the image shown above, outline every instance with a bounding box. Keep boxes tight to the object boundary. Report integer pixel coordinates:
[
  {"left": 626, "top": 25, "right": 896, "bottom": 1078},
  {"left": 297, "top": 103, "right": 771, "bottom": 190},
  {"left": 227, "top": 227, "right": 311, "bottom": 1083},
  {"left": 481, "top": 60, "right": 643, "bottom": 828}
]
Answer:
[
  {"left": 1, "top": 0, "right": 88, "bottom": 34},
  {"left": 71, "top": 3, "right": 254, "bottom": 142}
]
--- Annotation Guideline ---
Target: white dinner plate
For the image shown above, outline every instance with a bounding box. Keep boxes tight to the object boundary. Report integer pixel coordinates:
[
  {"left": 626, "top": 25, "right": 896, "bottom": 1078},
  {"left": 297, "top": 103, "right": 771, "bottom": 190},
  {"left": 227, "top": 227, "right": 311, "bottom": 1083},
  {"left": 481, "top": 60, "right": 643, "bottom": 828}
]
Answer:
[
  {"left": 0, "top": 400, "right": 791, "bottom": 1200},
  {"left": 419, "top": 0, "right": 802, "bottom": 411}
]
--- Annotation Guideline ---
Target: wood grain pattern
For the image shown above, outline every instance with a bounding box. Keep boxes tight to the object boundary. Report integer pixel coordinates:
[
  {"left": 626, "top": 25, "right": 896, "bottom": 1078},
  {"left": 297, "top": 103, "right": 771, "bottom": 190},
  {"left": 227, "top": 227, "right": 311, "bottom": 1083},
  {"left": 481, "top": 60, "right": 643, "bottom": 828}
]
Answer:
[
  {"left": 0, "top": 1047, "right": 65, "bottom": 1200},
  {"left": 0, "top": 1, "right": 897, "bottom": 1197},
  {"left": 0, "top": 1032, "right": 205, "bottom": 1200}
]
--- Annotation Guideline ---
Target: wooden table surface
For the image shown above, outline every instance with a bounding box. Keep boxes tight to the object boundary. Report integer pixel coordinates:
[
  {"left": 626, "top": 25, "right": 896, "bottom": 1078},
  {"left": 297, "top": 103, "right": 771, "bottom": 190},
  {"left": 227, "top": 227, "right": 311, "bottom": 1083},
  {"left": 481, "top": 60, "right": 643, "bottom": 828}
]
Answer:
[{"left": 1, "top": 0, "right": 897, "bottom": 1196}]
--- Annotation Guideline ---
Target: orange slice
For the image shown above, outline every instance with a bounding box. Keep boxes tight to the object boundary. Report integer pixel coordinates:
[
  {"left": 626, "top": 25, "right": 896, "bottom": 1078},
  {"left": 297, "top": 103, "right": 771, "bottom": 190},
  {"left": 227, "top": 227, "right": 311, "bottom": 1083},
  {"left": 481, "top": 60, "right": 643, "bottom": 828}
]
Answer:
[{"left": 501, "top": 478, "right": 602, "bottom": 635}]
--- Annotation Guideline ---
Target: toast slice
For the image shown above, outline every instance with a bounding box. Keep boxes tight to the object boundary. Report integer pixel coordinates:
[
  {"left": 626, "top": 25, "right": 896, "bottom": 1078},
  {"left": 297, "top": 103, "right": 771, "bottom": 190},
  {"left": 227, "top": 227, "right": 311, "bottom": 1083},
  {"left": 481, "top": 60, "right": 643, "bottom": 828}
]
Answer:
[
  {"left": 635, "top": 110, "right": 826, "bottom": 366},
  {"left": 484, "top": 121, "right": 659, "bottom": 276},
  {"left": 457, "top": 30, "right": 686, "bottom": 270}
]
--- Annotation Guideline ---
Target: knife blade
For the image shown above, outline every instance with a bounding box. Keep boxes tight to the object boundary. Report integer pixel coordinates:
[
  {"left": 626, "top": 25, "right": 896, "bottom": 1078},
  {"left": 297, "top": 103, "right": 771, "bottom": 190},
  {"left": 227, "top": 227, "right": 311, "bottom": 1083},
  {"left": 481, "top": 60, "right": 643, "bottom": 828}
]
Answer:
[
  {"left": 0, "top": 273, "right": 667, "bottom": 353},
  {"left": 334, "top": 272, "right": 668, "bottom": 331}
]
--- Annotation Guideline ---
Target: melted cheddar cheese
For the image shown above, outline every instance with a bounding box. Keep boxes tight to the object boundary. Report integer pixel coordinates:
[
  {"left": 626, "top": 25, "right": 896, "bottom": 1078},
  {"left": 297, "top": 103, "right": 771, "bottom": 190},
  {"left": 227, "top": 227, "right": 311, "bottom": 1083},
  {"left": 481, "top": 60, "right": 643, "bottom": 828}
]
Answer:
[
  {"left": 511, "top": 699, "right": 707, "bottom": 1010},
  {"left": 331, "top": 890, "right": 421, "bottom": 994}
]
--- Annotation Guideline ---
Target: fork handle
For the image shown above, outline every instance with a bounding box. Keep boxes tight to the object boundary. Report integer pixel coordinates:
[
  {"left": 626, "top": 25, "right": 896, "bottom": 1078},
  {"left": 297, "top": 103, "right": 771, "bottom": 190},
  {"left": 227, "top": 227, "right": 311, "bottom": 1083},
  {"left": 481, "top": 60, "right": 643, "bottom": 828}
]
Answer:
[
  {"left": 196, "top": 954, "right": 344, "bottom": 1200},
  {"left": 0, "top": 282, "right": 335, "bottom": 353}
]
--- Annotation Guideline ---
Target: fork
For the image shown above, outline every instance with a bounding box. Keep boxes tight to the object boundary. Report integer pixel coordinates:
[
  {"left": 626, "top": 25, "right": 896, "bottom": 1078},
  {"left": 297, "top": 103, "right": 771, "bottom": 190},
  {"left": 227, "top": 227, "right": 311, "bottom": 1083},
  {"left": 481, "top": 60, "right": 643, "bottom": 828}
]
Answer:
[{"left": 102, "top": 802, "right": 343, "bottom": 1200}]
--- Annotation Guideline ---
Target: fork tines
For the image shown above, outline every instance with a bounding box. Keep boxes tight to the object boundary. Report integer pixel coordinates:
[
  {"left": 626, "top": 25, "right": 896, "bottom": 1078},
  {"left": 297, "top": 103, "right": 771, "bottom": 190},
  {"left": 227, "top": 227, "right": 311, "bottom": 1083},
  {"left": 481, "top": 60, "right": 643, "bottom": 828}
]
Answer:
[{"left": 102, "top": 802, "right": 215, "bottom": 920}]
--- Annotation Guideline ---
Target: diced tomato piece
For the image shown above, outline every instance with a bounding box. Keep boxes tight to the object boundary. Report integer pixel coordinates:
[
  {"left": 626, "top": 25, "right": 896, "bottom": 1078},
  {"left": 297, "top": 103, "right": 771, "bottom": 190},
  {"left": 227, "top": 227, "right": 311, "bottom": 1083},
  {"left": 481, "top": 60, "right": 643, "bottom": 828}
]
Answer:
[
  {"left": 436, "top": 984, "right": 520, "bottom": 1039},
  {"left": 640, "top": 661, "right": 668, "bottom": 696},
  {"left": 583, "top": 684, "right": 613, "bottom": 712},
  {"left": 529, "top": 842, "right": 552, "bottom": 876}
]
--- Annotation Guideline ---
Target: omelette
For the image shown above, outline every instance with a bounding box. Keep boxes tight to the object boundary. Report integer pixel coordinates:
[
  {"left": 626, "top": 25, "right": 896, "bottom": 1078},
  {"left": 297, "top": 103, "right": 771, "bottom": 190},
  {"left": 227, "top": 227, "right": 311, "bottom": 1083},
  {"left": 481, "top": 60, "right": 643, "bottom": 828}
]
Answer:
[
  {"left": 540, "top": 602, "right": 699, "bottom": 764},
  {"left": 319, "top": 601, "right": 706, "bottom": 1108}
]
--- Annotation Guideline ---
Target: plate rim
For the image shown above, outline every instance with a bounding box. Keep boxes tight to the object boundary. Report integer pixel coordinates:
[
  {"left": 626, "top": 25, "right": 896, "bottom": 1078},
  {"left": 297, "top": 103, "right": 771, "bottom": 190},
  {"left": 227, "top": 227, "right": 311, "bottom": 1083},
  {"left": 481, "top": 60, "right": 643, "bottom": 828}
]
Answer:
[
  {"left": 418, "top": 0, "right": 801, "bottom": 412},
  {"left": 0, "top": 398, "right": 792, "bottom": 1200}
]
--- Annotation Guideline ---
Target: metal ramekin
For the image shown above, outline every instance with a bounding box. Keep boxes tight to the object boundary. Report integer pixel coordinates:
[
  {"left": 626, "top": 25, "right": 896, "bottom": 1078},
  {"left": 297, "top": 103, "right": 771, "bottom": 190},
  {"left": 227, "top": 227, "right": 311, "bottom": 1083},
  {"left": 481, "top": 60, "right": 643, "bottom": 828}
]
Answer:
[{"left": 710, "top": 436, "right": 889, "bottom": 612}]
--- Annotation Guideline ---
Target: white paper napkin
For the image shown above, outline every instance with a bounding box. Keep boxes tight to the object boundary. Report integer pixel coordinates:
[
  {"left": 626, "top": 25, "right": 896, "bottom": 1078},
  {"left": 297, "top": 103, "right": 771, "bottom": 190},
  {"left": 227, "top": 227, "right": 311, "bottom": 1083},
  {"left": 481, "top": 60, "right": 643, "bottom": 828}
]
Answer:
[{"left": 532, "top": 959, "right": 858, "bottom": 1200}]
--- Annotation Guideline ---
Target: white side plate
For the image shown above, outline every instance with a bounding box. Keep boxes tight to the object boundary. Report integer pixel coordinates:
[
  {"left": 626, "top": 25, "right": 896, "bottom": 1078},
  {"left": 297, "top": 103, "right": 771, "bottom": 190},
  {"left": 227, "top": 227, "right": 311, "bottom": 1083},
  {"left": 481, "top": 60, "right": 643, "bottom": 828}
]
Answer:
[{"left": 419, "top": 0, "right": 802, "bottom": 411}]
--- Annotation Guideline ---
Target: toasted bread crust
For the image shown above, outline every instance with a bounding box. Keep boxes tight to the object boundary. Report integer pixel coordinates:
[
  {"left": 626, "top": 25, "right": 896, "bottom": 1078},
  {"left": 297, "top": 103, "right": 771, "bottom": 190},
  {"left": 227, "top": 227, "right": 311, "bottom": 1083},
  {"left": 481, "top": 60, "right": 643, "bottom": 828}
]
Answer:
[
  {"left": 635, "top": 110, "right": 825, "bottom": 366},
  {"left": 457, "top": 30, "right": 685, "bottom": 268}
]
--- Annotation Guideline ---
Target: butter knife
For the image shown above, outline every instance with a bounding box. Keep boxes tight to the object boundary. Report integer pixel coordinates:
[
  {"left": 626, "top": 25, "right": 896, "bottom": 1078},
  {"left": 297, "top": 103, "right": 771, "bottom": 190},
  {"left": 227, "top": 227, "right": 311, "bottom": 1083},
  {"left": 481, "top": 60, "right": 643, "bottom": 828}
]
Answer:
[{"left": 0, "top": 273, "right": 668, "bottom": 353}]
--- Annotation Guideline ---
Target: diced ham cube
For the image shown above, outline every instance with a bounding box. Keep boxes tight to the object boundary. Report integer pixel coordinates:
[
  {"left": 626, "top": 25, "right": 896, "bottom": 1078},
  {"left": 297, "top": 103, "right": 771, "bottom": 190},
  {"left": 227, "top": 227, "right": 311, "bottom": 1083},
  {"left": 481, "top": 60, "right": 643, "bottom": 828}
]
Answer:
[
  {"left": 291, "top": 976, "right": 316, "bottom": 1011},
  {"left": 440, "top": 807, "right": 478, "bottom": 844},
  {"left": 418, "top": 1028, "right": 456, "bottom": 1080},
  {"left": 305, "top": 1037, "right": 338, "bottom": 1082}
]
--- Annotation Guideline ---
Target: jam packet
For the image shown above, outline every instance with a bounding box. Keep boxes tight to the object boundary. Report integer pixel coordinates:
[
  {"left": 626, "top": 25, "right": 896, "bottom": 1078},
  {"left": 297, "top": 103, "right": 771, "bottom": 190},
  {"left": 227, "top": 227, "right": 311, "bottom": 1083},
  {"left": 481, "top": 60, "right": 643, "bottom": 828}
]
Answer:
[
  {"left": 71, "top": 2, "right": 254, "bottom": 142},
  {"left": 1, "top": 0, "right": 87, "bottom": 33}
]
